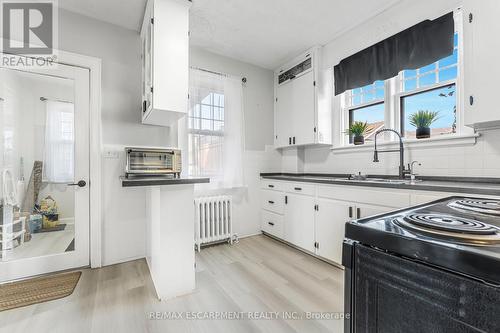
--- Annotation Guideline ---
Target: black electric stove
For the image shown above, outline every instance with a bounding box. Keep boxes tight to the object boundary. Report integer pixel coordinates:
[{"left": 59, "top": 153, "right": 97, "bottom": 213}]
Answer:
[{"left": 343, "top": 196, "right": 500, "bottom": 333}]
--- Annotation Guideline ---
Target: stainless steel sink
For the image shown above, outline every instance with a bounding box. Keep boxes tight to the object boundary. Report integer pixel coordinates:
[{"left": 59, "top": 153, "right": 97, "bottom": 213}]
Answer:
[
  {"left": 290, "top": 176, "right": 421, "bottom": 185},
  {"left": 320, "top": 177, "right": 411, "bottom": 185}
]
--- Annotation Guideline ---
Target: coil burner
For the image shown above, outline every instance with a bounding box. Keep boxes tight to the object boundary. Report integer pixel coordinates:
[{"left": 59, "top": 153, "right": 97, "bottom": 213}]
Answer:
[
  {"left": 394, "top": 213, "right": 500, "bottom": 245},
  {"left": 448, "top": 199, "right": 500, "bottom": 216}
]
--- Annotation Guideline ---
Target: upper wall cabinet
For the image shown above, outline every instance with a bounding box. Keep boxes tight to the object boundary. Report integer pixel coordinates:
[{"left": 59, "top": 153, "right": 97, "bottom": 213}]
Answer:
[
  {"left": 141, "top": 0, "right": 191, "bottom": 127},
  {"left": 274, "top": 47, "right": 332, "bottom": 149},
  {"left": 463, "top": 0, "right": 500, "bottom": 129}
]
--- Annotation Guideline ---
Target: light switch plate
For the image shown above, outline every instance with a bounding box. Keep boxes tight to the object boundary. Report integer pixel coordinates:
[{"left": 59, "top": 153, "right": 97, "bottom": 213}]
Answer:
[{"left": 103, "top": 150, "right": 119, "bottom": 159}]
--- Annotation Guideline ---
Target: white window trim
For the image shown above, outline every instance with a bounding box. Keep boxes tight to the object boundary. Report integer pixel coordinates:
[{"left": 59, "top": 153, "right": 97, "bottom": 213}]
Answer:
[{"left": 335, "top": 9, "right": 472, "bottom": 151}]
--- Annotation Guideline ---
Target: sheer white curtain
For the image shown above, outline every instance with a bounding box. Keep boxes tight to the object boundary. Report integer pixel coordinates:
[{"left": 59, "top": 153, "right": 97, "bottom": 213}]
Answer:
[
  {"left": 188, "top": 69, "right": 245, "bottom": 190},
  {"left": 43, "top": 100, "right": 74, "bottom": 183}
]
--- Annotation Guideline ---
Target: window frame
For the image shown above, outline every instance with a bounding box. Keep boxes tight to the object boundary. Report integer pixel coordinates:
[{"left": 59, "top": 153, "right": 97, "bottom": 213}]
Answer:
[
  {"left": 187, "top": 91, "right": 225, "bottom": 178},
  {"left": 339, "top": 9, "right": 469, "bottom": 147},
  {"left": 342, "top": 81, "right": 389, "bottom": 146},
  {"left": 347, "top": 100, "right": 385, "bottom": 144},
  {"left": 395, "top": 78, "right": 459, "bottom": 138}
]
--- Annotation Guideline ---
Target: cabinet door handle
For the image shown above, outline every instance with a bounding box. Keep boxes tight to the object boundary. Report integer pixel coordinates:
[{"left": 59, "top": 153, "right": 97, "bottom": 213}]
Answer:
[
  {"left": 348, "top": 206, "right": 353, "bottom": 218},
  {"left": 268, "top": 200, "right": 275, "bottom": 204},
  {"left": 268, "top": 222, "right": 275, "bottom": 226},
  {"left": 469, "top": 95, "right": 474, "bottom": 106},
  {"left": 293, "top": 137, "right": 296, "bottom": 145},
  {"left": 285, "top": 195, "right": 288, "bottom": 204},
  {"left": 268, "top": 184, "right": 274, "bottom": 188},
  {"left": 289, "top": 137, "right": 292, "bottom": 145},
  {"left": 294, "top": 187, "right": 302, "bottom": 191},
  {"left": 356, "top": 208, "right": 361, "bottom": 219}
]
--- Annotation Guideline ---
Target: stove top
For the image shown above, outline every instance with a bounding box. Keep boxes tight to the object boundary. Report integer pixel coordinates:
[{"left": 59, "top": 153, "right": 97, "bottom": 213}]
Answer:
[{"left": 345, "top": 196, "right": 500, "bottom": 285}]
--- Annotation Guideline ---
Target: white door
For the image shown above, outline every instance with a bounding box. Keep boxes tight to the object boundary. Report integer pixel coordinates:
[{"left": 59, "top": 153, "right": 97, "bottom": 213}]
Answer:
[
  {"left": 355, "top": 203, "right": 394, "bottom": 219},
  {"left": 315, "top": 198, "right": 351, "bottom": 265},
  {"left": 0, "top": 57, "right": 90, "bottom": 282},
  {"left": 291, "top": 71, "right": 315, "bottom": 146},
  {"left": 275, "top": 80, "right": 293, "bottom": 147},
  {"left": 463, "top": 0, "right": 500, "bottom": 127},
  {"left": 284, "top": 193, "right": 315, "bottom": 252}
]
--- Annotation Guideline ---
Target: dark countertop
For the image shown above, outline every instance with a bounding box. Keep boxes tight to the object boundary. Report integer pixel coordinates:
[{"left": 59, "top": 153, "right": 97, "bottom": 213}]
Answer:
[
  {"left": 260, "top": 173, "right": 500, "bottom": 196},
  {"left": 121, "top": 176, "right": 210, "bottom": 187}
]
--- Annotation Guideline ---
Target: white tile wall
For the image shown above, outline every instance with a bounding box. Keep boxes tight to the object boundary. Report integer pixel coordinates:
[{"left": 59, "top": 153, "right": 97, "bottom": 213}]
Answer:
[{"left": 300, "top": 129, "right": 500, "bottom": 178}]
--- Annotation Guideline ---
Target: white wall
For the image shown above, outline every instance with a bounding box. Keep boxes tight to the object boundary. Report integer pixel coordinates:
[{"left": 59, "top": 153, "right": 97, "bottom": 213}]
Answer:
[
  {"left": 190, "top": 46, "right": 275, "bottom": 151},
  {"left": 55, "top": 11, "right": 278, "bottom": 264},
  {"left": 281, "top": 0, "right": 500, "bottom": 179},
  {"left": 189, "top": 47, "right": 280, "bottom": 237},
  {"left": 58, "top": 9, "right": 175, "bottom": 265}
]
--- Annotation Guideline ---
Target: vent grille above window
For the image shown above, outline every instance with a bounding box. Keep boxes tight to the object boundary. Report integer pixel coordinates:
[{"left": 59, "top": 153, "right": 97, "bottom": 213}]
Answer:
[{"left": 278, "top": 58, "right": 312, "bottom": 84}]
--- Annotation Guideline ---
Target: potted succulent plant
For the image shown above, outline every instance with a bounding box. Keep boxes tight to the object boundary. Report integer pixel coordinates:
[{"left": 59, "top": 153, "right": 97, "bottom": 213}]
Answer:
[
  {"left": 347, "top": 121, "right": 368, "bottom": 145},
  {"left": 409, "top": 110, "right": 439, "bottom": 139}
]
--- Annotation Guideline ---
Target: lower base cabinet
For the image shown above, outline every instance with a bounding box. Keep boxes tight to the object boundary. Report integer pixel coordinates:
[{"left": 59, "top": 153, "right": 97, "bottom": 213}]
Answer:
[
  {"left": 261, "top": 180, "right": 411, "bottom": 266},
  {"left": 315, "top": 198, "right": 351, "bottom": 264},
  {"left": 285, "top": 193, "right": 316, "bottom": 253},
  {"left": 261, "top": 210, "right": 284, "bottom": 239}
]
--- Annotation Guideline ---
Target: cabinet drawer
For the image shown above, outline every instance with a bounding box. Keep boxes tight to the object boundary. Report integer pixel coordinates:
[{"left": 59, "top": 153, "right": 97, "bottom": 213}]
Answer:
[
  {"left": 261, "top": 179, "right": 284, "bottom": 191},
  {"left": 317, "top": 185, "right": 410, "bottom": 208},
  {"left": 261, "top": 210, "right": 284, "bottom": 239},
  {"left": 261, "top": 190, "right": 285, "bottom": 214},
  {"left": 283, "top": 183, "right": 316, "bottom": 196}
]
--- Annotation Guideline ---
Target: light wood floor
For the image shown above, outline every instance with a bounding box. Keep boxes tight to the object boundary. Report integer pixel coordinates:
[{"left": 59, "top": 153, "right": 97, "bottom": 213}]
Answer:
[
  {"left": 6, "top": 224, "right": 75, "bottom": 261},
  {"left": 0, "top": 235, "right": 345, "bottom": 333}
]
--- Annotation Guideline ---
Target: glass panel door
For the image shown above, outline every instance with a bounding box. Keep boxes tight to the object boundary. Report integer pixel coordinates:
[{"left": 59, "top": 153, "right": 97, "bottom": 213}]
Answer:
[{"left": 0, "top": 58, "right": 90, "bottom": 282}]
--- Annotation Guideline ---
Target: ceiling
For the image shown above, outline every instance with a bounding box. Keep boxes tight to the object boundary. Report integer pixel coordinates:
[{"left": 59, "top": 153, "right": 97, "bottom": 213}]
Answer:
[
  {"left": 59, "top": 0, "right": 147, "bottom": 31},
  {"left": 59, "top": 0, "right": 402, "bottom": 69}
]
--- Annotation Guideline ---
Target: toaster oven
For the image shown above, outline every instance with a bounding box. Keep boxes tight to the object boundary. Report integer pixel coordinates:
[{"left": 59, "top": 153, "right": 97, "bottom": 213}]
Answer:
[{"left": 125, "top": 147, "right": 181, "bottom": 177}]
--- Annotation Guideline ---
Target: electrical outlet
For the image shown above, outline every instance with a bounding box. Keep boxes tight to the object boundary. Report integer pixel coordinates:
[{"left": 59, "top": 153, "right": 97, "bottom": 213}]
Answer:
[{"left": 103, "top": 150, "right": 119, "bottom": 159}]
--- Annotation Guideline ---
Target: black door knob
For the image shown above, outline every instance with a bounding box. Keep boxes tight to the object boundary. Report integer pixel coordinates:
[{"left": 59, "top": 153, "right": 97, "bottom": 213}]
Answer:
[{"left": 68, "top": 180, "right": 87, "bottom": 187}]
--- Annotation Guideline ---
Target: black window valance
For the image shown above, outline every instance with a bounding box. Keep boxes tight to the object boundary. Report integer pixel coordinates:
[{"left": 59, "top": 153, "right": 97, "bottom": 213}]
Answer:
[{"left": 334, "top": 12, "right": 454, "bottom": 96}]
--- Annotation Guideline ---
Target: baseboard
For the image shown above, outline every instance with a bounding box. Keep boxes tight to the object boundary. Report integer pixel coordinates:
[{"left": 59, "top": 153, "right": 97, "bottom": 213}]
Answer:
[
  {"left": 102, "top": 255, "right": 146, "bottom": 267},
  {"left": 261, "top": 231, "right": 344, "bottom": 270},
  {"left": 238, "top": 232, "right": 263, "bottom": 239}
]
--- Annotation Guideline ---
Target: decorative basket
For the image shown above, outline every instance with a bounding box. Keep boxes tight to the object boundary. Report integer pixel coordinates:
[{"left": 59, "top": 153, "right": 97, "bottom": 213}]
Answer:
[{"left": 39, "top": 196, "right": 59, "bottom": 229}]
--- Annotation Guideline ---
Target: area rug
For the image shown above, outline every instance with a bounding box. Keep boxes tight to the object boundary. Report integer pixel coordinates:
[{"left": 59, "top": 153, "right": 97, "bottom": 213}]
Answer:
[{"left": 0, "top": 271, "right": 81, "bottom": 311}]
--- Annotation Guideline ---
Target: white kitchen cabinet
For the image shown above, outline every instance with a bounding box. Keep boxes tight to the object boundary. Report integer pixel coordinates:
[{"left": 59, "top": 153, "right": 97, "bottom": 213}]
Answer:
[
  {"left": 274, "top": 47, "right": 332, "bottom": 148},
  {"left": 284, "top": 193, "right": 316, "bottom": 253},
  {"left": 463, "top": 0, "right": 500, "bottom": 129},
  {"left": 261, "top": 210, "right": 284, "bottom": 239},
  {"left": 275, "top": 78, "right": 293, "bottom": 147},
  {"left": 354, "top": 203, "right": 394, "bottom": 219},
  {"left": 141, "top": 0, "right": 191, "bottom": 127},
  {"left": 290, "top": 70, "right": 316, "bottom": 146},
  {"left": 315, "top": 198, "right": 351, "bottom": 264}
]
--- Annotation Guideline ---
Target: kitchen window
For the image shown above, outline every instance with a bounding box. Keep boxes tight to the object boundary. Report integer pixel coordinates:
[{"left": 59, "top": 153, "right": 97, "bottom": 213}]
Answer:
[
  {"left": 345, "top": 81, "right": 386, "bottom": 144},
  {"left": 340, "top": 11, "right": 469, "bottom": 147},
  {"left": 399, "top": 33, "right": 459, "bottom": 139},
  {"left": 188, "top": 92, "right": 225, "bottom": 178},
  {"left": 187, "top": 68, "right": 245, "bottom": 189}
]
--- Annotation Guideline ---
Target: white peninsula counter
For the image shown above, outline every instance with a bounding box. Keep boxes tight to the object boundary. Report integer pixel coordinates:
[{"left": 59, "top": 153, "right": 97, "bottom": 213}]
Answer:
[{"left": 122, "top": 176, "right": 209, "bottom": 300}]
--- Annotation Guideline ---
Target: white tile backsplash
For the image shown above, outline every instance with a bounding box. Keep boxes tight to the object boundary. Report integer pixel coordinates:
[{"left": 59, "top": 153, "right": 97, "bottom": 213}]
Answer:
[{"left": 295, "top": 129, "right": 500, "bottom": 178}]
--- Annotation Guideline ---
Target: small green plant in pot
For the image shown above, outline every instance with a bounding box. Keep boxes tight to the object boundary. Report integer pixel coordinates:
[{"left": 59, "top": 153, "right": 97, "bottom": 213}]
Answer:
[
  {"left": 409, "top": 110, "right": 439, "bottom": 139},
  {"left": 347, "top": 121, "right": 368, "bottom": 145}
]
